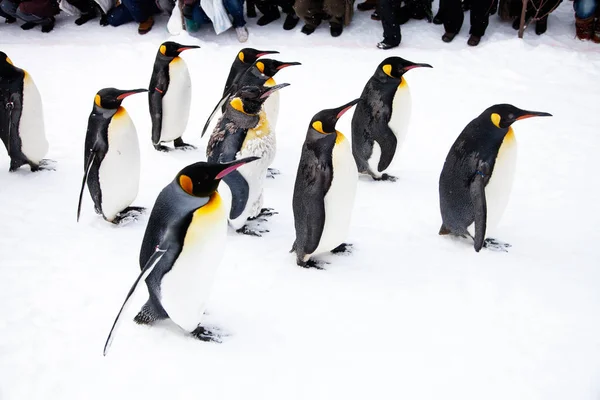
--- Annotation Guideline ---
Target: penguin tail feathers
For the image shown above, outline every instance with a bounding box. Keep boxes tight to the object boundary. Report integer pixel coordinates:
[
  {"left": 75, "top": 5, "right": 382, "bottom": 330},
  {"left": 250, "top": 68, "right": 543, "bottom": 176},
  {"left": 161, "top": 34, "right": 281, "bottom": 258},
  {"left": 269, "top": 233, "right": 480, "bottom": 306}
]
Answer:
[{"left": 289, "top": 241, "right": 296, "bottom": 253}]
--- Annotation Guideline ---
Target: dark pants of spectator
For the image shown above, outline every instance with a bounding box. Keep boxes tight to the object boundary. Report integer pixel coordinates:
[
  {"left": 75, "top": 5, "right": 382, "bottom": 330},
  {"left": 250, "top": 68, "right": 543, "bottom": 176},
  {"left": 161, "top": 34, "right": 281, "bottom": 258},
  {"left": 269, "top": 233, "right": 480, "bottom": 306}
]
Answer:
[
  {"left": 107, "top": 0, "right": 159, "bottom": 25},
  {"left": 0, "top": 0, "right": 53, "bottom": 24},
  {"left": 184, "top": 0, "right": 245, "bottom": 30},
  {"left": 67, "top": 0, "right": 96, "bottom": 14},
  {"left": 440, "top": 0, "right": 495, "bottom": 36},
  {"left": 256, "top": 0, "right": 294, "bottom": 17},
  {"left": 574, "top": 0, "right": 598, "bottom": 18},
  {"left": 294, "top": 0, "right": 345, "bottom": 26},
  {"left": 378, "top": 0, "right": 401, "bottom": 45}
]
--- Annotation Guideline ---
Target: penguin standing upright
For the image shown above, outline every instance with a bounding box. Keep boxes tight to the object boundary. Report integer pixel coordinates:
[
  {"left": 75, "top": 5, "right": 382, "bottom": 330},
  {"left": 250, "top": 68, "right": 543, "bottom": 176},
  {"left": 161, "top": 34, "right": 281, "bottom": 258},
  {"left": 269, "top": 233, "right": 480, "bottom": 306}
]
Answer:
[
  {"left": 291, "top": 99, "right": 360, "bottom": 268},
  {"left": 149, "top": 41, "right": 200, "bottom": 152},
  {"left": 222, "top": 48, "right": 279, "bottom": 97},
  {"left": 103, "top": 157, "right": 259, "bottom": 355},
  {"left": 0, "top": 52, "right": 53, "bottom": 172},
  {"left": 438, "top": 104, "right": 551, "bottom": 252},
  {"left": 77, "top": 87, "right": 148, "bottom": 225},
  {"left": 206, "top": 83, "right": 290, "bottom": 236},
  {"left": 352, "top": 56, "right": 432, "bottom": 181}
]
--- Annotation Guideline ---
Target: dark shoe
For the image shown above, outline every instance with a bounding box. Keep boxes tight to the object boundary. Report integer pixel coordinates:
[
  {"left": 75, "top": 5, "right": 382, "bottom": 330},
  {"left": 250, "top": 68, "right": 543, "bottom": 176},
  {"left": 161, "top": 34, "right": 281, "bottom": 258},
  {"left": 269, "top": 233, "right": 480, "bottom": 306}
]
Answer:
[
  {"left": 371, "top": 11, "right": 380, "bottom": 20},
  {"left": 442, "top": 32, "right": 456, "bottom": 42},
  {"left": 467, "top": 34, "right": 481, "bottom": 46},
  {"left": 575, "top": 16, "right": 594, "bottom": 40},
  {"left": 357, "top": 0, "right": 376, "bottom": 11},
  {"left": 41, "top": 17, "right": 54, "bottom": 32},
  {"left": 535, "top": 16, "right": 547, "bottom": 35},
  {"left": 512, "top": 17, "right": 520, "bottom": 30},
  {"left": 433, "top": 12, "right": 443, "bottom": 24},
  {"left": 377, "top": 40, "right": 399, "bottom": 49},
  {"left": 330, "top": 23, "right": 342, "bottom": 37},
  {"left": 4, "top": 16, "right": 16, "bottom": 23},
  {"left": 138, "top": 16, "right": 154, "bottom": 34},
  {"left": 257, "top": 12, "right": 280, "bottom": 25},
  {"left": 75, "top": 12, "right": 95, "bottom": 25},
  {"left": 301, "top": 24, "right": 316, "bottom": 35},
  {"left": 283, "top": 13, "right": 299, "bottom": 30},
  {"left": 20, "top": 22, "right": 36, "bottom": 30}
]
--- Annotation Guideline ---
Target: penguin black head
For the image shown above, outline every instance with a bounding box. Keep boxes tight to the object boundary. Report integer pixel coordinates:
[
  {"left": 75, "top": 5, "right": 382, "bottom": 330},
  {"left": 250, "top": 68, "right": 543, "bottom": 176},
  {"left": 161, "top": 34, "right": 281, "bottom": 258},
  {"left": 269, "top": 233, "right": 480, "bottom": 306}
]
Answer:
[
  {"left": 378, "top": 56, "right": 432, "bottom": 80},
  {"left": 94, "top": 88, "right": 148, "bottom": 110},
  {"left": 229, "top": 83, "right": 290, "bottom": 115},
  {"left": 176, "top": 157, "right": 260, "bottom": 197},
  {"left": 253, "top": 59, "right": 302, "bottom": 78},
  {"left": 310, "top": 98, "right": 361, "bottom": 135},
  {"left": 237, "top": 48, "right": 279, "bottom": 64},
  {"left": 158, "top": 41, "right": 201, "bottom": 58},
  {"left": 0, "top": 51, "right": 17, "bottom": 73},
  {"left": 484, "top": 104, "right": 552, "bottom": 129}
]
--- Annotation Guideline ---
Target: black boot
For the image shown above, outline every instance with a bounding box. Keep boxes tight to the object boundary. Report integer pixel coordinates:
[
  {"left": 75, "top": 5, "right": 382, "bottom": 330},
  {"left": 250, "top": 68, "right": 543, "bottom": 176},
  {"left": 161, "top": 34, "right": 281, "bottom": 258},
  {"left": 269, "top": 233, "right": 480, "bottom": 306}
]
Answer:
[{"left": 283, "top": 13, "right": 299, "bottom": 29}]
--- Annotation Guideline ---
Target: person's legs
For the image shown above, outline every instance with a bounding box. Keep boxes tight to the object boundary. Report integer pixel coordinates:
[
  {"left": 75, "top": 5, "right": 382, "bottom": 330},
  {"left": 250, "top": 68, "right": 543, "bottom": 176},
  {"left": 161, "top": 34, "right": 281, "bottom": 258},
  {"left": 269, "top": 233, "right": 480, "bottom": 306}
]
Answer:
[
  {"left": 255, "top": 0, "right": 280, "bottom": 26},
  {"left": 294, "top": 0, "right": 324, "bottom": 33},
  {"left": 222, "top": 0, "right": 245, "bottom": 27},
  {"left": 468, "top": 0, "right": 493, "bottom": 44},
  {"left": 323, "top": 0, "right": 344, "bottom": 34},
  {"left": 107, "top": 3, "right": 134, "bottom": 26},
  {"left": 377, "top": 0, "right": 401, "bottom": 47},
  {"left": 0, "top": 0, "right": 18, "bottom": 20},
  {"left": 441, "top": 0, "right": 463, "bottom": 41}
]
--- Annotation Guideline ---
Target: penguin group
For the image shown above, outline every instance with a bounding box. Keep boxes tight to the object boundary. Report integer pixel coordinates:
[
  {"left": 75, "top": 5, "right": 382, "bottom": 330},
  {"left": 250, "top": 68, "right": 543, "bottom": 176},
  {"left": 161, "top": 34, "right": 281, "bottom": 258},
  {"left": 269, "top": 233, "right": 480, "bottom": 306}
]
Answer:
[{"left": 0, "top": 44, "right": 552, "bottom": 355}]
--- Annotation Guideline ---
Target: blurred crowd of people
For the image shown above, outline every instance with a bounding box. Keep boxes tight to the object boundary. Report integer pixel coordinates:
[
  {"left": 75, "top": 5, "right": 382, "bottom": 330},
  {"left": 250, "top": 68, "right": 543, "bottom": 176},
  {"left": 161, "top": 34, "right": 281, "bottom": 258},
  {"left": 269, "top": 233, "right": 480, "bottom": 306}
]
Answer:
[{"left": 0, "top": 0, "right": 597, "bottom": 46}]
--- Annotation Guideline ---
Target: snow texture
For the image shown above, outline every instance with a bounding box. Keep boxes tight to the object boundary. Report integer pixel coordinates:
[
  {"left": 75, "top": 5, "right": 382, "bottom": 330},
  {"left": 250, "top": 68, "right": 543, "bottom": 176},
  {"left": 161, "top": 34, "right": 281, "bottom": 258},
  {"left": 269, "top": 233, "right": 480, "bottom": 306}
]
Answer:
[{"left": 1, "top": 2, "right": 600, "bottom": 399}]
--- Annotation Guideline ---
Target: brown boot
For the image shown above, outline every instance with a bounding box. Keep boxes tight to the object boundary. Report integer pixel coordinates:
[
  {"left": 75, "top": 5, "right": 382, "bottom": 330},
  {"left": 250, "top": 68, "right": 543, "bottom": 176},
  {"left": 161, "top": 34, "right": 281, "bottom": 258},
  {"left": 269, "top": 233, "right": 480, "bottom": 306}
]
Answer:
[
  {"left": 138, "top": 16, "right": 154, "bottom": 34},
  {"left": 593, "top": 19, "right": 600, "bottom": 43},
  {"left": 575, "top": 16, "right": 594, "bottom": 40}
]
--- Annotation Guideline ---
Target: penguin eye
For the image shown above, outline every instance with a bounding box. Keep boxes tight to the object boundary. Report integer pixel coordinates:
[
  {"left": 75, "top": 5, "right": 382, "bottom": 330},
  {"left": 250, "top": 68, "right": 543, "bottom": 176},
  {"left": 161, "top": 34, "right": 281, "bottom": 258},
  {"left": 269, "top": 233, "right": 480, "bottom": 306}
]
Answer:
[{"left": 508, "top": 113, "right": 515, "bottom": 120}]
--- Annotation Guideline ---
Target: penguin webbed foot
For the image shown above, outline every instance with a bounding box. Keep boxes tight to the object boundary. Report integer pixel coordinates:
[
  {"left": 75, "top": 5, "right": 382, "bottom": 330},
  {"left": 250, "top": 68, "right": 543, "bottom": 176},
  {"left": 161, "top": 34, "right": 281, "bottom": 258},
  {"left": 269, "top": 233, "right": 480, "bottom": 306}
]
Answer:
[
  {"left": 482, "top": 238, "right": 511, "bottom": 252},
  {"left": 373, "top": 173, "right": 397, "bottom": 182},
  {"left": 173, "top": 138, "right": 197, "bottom": 151},
  {"left": 31, "top": 159, "right": 56, "bottom": 172},
  {"left": 113, "top": 206, "right": 146, "bottom": 225},
  {"left": 236, "top": 225, "right": 269, "bottom": 237},
  {"left": 331, "top": 243, "right": 353, "bottom": 255},
  {"left": 190, "top": 326, "right": 223, "bottom": 343},
  {"left": 256, "top": 208, "right": 278, "bottom": 218},
  {"left": 154, "top": 144, "right": 173, "bottom": 152},
  {"left": 299, "top": 259, "right": 327, "bottom": 270},
  {"left": 266, "top": 168, "right": 281, "bottom": 179}
]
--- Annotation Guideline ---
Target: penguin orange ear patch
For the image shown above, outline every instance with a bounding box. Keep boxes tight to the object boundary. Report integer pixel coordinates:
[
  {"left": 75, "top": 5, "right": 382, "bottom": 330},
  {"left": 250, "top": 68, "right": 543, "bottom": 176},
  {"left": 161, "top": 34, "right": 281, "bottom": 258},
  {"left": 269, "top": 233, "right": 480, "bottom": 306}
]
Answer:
[
  {"left": 491, "top": 113, "right": 501, "bottom": 128},
  {"left": 238, "top": 52, "right": 244, "bottom": 62},
  {"left": 382, "top": 64, "right": 393, "bottom": 78},
  {"left": 179, "top": 175, "right": 194, "bottom": 195},
  {"left": 312, "top": 121, "right": 326, "bottom": 134},
  {"left": 160, "top": 45, "right": 167, "bottom": 55},
  {"left": 256, "top": 61, "right": 265, "bottom": 74},
  {"left": 230, "top": 98, "right": 246, "bottom": 114},
  {"left": 94, "top": 95, "right": 102, "bottom": 107}
]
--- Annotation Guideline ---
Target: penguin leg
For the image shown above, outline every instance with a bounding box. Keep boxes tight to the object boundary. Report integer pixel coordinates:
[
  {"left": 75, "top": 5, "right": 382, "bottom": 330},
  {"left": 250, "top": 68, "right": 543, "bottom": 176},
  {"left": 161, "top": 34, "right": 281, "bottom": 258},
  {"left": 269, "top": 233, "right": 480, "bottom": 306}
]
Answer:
[
  {"left": 113, "top": 206, "right": 147, "bottom": 225},
  {"left": 266, "top": 168, "right": 281, "bottom": 179},
  {"left": 331, "top": 243, "right": 353, "bottom": 255},
  {"left": 134, "top": 299, "right": 168, "bottom": 325},
  {"left": 173, "top": 137, "right": 197, "bottom": 151},
  {"left": 483, "top": 238, "right": 511, "bottom": 252},
  {"left": 236, "top": 225, "right": 269, "bottom": 237},
  {"left": 9, "top": 158, "right": 27, "bottom": 172},
  {"left": 190, "top": 326, "right": 223, "bottom": 343}
]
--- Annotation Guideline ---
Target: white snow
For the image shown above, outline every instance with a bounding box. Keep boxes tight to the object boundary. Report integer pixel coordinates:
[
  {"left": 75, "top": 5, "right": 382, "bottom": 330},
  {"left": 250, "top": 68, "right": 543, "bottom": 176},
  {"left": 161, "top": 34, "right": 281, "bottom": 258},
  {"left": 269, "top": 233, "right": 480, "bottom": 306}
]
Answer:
[{"left": 1, "top": 2, "right": 600, "bottom": 399}]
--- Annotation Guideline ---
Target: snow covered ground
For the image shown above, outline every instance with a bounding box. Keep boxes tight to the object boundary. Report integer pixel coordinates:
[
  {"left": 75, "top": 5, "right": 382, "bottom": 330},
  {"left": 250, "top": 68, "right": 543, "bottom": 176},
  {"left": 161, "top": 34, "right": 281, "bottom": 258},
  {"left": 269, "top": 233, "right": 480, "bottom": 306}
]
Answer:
[{"left": 1, "top": 2, "right": 600, "bottom": 399}]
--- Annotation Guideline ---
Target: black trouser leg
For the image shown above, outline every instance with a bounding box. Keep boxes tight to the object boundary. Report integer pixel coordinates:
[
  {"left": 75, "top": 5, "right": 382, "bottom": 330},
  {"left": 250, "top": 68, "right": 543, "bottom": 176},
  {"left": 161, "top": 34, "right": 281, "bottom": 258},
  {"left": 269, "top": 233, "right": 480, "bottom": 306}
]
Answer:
[
  {"left": 442, "top": 0, "right": 463, "bottom": 34},
  {"left": 379, "top": 0, "right": 401, "bottom": 44},
  {"left": 279, "top": 0, "right": 295, "bottom": 14},
  {"left": 469, "top": 0, "right": 494, "bottom": 36},
  {"left": 256, "top": 0, "right": 279, "bottom": 16}
]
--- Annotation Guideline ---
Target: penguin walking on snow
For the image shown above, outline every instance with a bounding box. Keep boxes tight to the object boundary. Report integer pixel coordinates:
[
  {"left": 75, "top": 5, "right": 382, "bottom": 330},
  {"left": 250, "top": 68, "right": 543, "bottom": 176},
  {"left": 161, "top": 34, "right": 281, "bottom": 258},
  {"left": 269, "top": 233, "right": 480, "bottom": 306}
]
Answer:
[
  {"left": 222, "top": 48, "right": 279, "bottom": 97},
  {"left": 149, "top": 41, "right": 200, "bottom": 152},
  {"left": 207, "top": 83, "right": 290, "bottom": 236},
  {"left": 352, "top": 56, "right": 432, "bottom": 181},
  {"left": 103, "top": 157, "right": 259, "bottom": 356},
  {"left": 291, "top": 99, "right": 360, "bottom": 269},
  {"left": 0, "top": 52, "right": 53, "bottom": 172},
  {"left": 77, "top": 87, "right": 148, "bottom": 225},
  {"left": 439, "top": 104, "right": 551, "bottom": 252}
]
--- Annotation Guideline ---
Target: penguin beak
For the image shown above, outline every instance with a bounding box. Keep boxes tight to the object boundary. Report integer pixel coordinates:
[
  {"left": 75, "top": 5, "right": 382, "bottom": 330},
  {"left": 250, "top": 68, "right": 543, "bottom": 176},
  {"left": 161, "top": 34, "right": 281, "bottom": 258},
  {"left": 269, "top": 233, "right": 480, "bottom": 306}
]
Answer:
[
  {"left": 256, "top": 50, "right": 279, "bottom": 57},
  {"left": 275, "top": 62, "right": 302, "bottom": 70},
  {"left": 215, "top": 157, "right": 260, "bottom": 179},
  {"left": 335, "top": 98, "right": 361, "bottom": 120},
  {"left": 177, "top": 45, "right": 201, "bottom": 52},
  {"left": 516, "top": 110, "right": 553, "bottom": 120},
  {"left": 260, "top": 83, "right": 290, "bottom": 99},
  {"left": 403, "top": 63, "right": 433, "bottom": 71},
  {"left": 116, "top": 88, "right": 148, "bottom": 100}
]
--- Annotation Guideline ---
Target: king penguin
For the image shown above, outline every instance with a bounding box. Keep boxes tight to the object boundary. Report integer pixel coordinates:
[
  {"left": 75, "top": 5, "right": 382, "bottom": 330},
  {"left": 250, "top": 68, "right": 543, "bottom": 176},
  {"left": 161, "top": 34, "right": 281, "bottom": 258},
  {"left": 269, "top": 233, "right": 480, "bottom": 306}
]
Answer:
[
  {"left": 291, "top": 99, "right": 360, "bottom": 269},
  {"left": 77, "top": 87, "right": 148, "bottom": 225},
  {"left": 149, "top": 41, "right": 200, "bottom": 152},
  {"left": 103, "top": 157, "right": 259, "bottom": 355},
  {"left": 352, "top": 56, "right": 432, "bottom": 181},
  {"left": 222, "top": 48, "right": 279, "bottom": 97},
  {"left": 206, "top": 83, "right": 290, "bottom": 236},
  {"left": 438, "top": 104, "right": 551, "bottom": 252},
  {"left": 0, "top": 52, "right": 53, "bottom": 172}
]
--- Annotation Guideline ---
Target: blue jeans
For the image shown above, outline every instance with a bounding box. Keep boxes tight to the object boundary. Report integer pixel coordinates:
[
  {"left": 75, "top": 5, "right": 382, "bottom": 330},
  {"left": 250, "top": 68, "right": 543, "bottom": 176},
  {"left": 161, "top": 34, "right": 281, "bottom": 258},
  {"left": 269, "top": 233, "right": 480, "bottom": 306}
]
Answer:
[
  {"left": 185, "top": 0, "right": 245, "bottom": 30},
  {"left": 107, "top": 0, "right": 160, "bottom": 25},
  {"left": 0, "top": 0, "right": 52, "bottom": 24},
  {"left": 574, "top": 0, "right": 598, "bottom": 18}
]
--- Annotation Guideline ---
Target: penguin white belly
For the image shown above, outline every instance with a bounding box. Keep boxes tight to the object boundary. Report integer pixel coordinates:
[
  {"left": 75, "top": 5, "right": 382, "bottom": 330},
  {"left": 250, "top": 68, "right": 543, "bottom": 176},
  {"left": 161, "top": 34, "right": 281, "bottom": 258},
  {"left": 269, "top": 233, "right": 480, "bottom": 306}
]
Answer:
[
  {"left": 160, "top": 194, "right": 228, "bottom": 332},
  {"left": 313, "top": 133, "right": 358, "bottom": 256},
  {"left": 387, "top": 80, "right": 411, "bottom": 153},
  {"left": 99, "top": 108, "right": 140, "bottom": 221},
  {"left": 366, "top": 141, "right": 382, "bottom": 178},
  {"left": 263, "top": 78, "right": 279, "bottom": 132},
  {"left": 160, "top": 58, "right": 192, "bottom": 143},
  {"left": 18, "top": 72, "right": 48, "bottom": 163}
]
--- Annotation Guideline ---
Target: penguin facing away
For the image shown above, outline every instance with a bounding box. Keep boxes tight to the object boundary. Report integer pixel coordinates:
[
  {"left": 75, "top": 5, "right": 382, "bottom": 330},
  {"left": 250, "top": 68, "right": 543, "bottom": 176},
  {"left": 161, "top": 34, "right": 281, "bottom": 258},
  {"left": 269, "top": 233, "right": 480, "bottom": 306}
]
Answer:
[
  {"left": 222, "top": 48, "right": 279, "bottom": 97},
  {"left": 438, "top": 104, "right": 552, "bottom": 252},
  {"left": 149, "top": 41, "right": 200, "bottom": 152},
  {"left": 103, "top": 157, "right": 259, "bottom": 356},
  {"left": 352, "top": 56, "right": 432, "bottom": 182},
  {"left": 77, "top": 87, "right": 148, "bottom": 225},
  {"left": 0, "top": 52, "right": 53, "bottom": 172},
  {"left": 291, "top": 98, "right": 360, "bottom": 269},
  {"left": 206, "top": 83, "right": 290, "bottom": 236}
]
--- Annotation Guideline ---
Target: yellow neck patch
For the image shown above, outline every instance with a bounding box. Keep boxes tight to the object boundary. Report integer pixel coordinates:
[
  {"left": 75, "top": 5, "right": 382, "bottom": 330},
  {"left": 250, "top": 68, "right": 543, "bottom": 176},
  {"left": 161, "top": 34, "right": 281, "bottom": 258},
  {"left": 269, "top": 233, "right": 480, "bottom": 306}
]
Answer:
[
  {"left": 6, "top": 57, "right": 13, "bottom": 66},
  {"left": 94, "top": 95, "right": 102, "bottom": 107},
  {"left": 243, "top": 111, "right": 270, "bottom": 149},
  {"left": 238, "top": 52, "right": 244, "bottom": 62},
  {"left": 382, "top": 64, "right": 393, "bottom": 78},
  {"left": 491, "top": 113, "right": 501, "bottom": 128},
  {"left": 159, "top": 45, "right": 167, "bottom": 55},
  {"left": 179, "top": 174, "right": 193, "bottom": 195},
  {"left": 399, "top": 77, "right": 407, "bottom": 88},
  {"left": 193, "top": 192, "right": 222, "bottom": 218},
  {"left": 335, "top": 131, "right": 345, "bottom": 145},
  {"left": 230, "top": 97, "right": 247, "bottom": 114},
  {"left": 312, "top": 121, "right": 326, "bottom": 134},
  {"left": 256, "top": 61, "right": 265, "bottom": 73},
  {"left": 265, "top": 77, "right": 275, "bottom": 87}
]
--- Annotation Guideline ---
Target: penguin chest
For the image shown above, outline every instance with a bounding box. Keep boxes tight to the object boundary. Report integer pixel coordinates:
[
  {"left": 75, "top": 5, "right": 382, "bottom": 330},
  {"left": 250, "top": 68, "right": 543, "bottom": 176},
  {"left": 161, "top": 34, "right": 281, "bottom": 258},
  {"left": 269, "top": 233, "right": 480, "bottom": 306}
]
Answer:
[
  {"left": 314, "top": 133, "right": 358, "bottom": 255},
  {"left": 160, "top": 194, "right": 228, "bottom": 332},
  {"left": 17, "top": 72, "right": 48, "bottom": 163},
  {"left": 98, "top": 108, "right": 140, "bottom": 221},
  {"left": 160, "top": 58, "right": 192, "bottom": 142},
  {"left": 484, "top": 130, "right": 518, "bottom": 233},
  {"left": 387, "top": 80, "right": 412, "bottom": 149},
  {"left": 263, "top": 78, "right": 279, "bottom": 131}
]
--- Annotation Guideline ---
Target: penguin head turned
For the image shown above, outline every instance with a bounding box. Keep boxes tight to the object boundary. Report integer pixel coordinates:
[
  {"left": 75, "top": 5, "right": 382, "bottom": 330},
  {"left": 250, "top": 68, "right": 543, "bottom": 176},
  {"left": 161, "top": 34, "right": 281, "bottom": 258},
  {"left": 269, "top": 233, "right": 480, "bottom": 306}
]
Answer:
[
  {"left": 484, "top": 104, "right": 552, "bottom": 129},
  {"left": 0, "top": 51, "right": 17, "bottom": 73},
  {"left": 253, "top": 59, "right": 301, "bottom": 78},
  {"left": 94, "top": 88, "right": 148, "bottom": 110},
  {"left": 237, "top": 48, "right": 279, "bottom": 64},
  {"left": 176, "top": 157, "right": 261, "bottom": 197},
  {"left": 378, "top": 56, "right": 432, "bottom": 80},
  {"left": 158, "top": 41, "right": 200, "bottom": 59},
  {"left": 229, "top": 83, "right": 290, "bottom": 115},
  {"left": 310, "top": 98, "right": 361, "bottom": 136}
]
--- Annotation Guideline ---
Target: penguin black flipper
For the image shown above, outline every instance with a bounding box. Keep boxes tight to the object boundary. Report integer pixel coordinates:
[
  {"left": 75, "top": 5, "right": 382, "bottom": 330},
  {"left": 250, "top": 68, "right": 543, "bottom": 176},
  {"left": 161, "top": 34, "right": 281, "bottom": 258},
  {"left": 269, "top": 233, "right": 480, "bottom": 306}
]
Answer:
[
  {"left": 373, "top": 126, "right": 398, "bottom": 173},
  {"left": 76, "top": 152, "right": 96, "bottom": 222},
  {"left": 79, "top": 114, "right": 109, "bottom": 219},
  {"left": 471, "top": 161, "right": 490, "bottom": 252},
  {"left": 149, "top": 71, "right": 169, "bottom": 146},
  {"left": 201, "top": 90, "right": 233, "bottom": 138}
]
